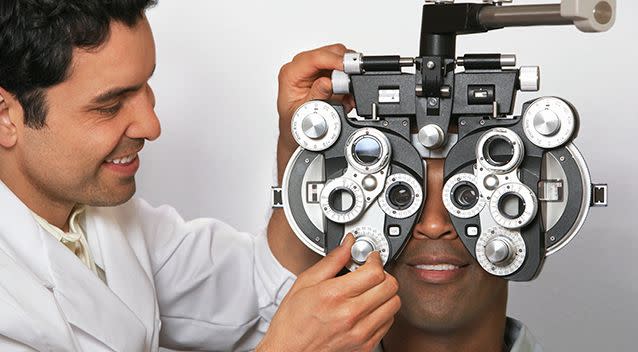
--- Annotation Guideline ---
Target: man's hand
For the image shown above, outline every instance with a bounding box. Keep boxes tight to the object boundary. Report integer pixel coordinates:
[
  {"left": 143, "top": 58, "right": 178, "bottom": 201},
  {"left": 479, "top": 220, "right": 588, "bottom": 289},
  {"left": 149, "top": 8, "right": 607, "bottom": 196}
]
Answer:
[
  {"left": 276, "top": 43, "right": 355, "bottom": 184},
  {"left": 258, "top": 234, "right": 401, "bottom": 352},
  {"left": 270, "top": 43, "right": 357, "bottom": 274}
]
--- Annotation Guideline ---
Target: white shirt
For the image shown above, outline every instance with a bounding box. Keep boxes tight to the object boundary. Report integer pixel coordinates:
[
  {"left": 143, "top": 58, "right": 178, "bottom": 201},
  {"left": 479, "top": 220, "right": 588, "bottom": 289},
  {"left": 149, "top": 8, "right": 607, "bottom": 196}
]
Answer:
[{"left": 0, "top": 180, "right": 295, "bottom": 351}]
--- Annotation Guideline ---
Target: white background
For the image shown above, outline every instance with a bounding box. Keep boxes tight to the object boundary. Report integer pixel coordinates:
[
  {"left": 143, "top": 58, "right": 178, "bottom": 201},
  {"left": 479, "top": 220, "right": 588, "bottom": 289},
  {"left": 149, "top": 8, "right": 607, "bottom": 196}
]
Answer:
[{"left": 144, "top": 1, "right": 637, "bottom": 350}]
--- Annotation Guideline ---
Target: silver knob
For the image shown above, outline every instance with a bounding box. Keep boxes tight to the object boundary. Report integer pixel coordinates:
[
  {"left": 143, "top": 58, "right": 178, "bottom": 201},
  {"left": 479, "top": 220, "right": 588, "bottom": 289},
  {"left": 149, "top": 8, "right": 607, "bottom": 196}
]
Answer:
[
  {"left": 344, "top": 52, "right": 363, "bottom": 74},
  {"left": 533, "top": 109, "right": 561, "bottom": 136},
  {"left": 519, "top": 66, "right": 540, "bottom": 92},
  {"left": 301, "top": 114, "right": 328, "bottom": 139},
  {"left": 418, "top": 124, "right": 445, "bottom": 149},
  {"left": 485, "top": 237, "right": 513, "bottom": 265},
  {"left": 331, "top": 70, "right": 351, "bottom": 95},
  {"left": 351, "top": 237, "right": 376, "bottom": 264}
]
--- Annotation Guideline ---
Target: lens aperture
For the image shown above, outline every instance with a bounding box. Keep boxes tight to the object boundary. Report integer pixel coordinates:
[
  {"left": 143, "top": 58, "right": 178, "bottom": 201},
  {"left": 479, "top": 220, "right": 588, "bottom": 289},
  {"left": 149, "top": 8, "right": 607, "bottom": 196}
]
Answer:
[
  {"left": 329, "top": 188, "right": 355, "bottom": 213},
  {"left": 388, "top": 183, "right": 414, "bottom": 210},
  {"left": 484, "top": 136, "right": 515, "bottom": 167},
  {"left": 498, "top": 192, "right": 525, "bottom": 219},
  {"left": 353, "top": 136, "right": 382, "bottom": 165},
  {"left": 452, "top": 182, "right": 480, "bottom": 210}
]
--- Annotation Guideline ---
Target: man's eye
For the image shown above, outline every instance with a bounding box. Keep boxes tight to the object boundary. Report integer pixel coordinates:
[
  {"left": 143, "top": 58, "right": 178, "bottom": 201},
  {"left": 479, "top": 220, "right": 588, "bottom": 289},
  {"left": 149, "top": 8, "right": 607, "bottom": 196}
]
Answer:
[{"left": 96, "top": 103, "right": 122, "bottom": 116}]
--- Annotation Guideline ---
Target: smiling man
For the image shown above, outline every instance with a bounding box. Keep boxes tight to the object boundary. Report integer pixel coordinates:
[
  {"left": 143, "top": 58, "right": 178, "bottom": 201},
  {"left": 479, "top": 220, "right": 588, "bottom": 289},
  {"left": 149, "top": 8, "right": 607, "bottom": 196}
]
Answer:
[
  {"left": 273, "top": 135, "right": 545, "bottom": 351},
  {"left": 379, "top": 158, "right": 542, "bottom": 352},
  {"left": 0, "top": 1, "right": 399, "bottom": 351}
]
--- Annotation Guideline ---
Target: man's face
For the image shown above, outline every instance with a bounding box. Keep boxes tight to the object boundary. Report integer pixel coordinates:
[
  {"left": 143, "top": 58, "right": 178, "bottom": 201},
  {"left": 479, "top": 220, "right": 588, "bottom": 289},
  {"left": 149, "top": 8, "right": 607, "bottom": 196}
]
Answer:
[
  {"left": 387, "top": 158, "right": 507, "bottom": 333},
  {"left": 9, "top": 18, "right": 159, "bottom": 207}
]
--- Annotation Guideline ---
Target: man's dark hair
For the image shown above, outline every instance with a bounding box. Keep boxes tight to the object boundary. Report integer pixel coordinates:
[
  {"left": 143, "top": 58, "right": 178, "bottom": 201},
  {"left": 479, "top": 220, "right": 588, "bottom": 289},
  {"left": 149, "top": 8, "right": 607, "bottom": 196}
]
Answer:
[{"left": 0, "top": 0, "right": 157, "bottom": 128}]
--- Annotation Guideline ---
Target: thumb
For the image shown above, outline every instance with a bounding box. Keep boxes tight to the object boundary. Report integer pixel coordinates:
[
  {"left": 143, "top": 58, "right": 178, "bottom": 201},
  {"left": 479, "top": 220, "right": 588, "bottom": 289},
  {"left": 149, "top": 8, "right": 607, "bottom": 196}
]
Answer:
[
  {"left": 297, "top": 233, "right": 354, "bottom": 287},
  {"left": 307, "top": 76, "right": 334, "bottom": 102}
]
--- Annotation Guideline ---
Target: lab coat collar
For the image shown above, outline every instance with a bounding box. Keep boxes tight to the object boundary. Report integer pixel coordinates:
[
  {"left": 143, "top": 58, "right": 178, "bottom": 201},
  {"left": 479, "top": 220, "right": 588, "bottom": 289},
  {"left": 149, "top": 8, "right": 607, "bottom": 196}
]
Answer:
[{"left": 0, "top": 181, "right": 155, "bottom": 351}]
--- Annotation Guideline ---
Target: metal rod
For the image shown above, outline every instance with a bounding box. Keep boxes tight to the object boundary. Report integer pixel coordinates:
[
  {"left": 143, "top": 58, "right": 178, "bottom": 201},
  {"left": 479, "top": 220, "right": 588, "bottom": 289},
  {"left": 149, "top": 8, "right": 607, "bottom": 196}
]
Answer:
[{"left": 479, "top": 4, "right": 572, "bottom": 28}]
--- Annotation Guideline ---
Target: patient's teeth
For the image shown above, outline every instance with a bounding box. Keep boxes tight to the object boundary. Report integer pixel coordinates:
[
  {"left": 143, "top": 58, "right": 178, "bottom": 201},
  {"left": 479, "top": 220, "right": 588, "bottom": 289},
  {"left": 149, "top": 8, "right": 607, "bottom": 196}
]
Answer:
[{"left": 415, "top": 264, "right": 459, "bottom": 271}]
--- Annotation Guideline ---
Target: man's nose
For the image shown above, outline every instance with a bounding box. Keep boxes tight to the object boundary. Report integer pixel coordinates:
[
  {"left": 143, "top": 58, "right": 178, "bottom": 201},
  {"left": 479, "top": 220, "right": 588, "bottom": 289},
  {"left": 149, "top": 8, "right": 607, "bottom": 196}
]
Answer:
[
  {"left": 412, "top": 158, "right": 457, "bottom": 240},
  {"left": 412, "top": 204, "right": 457, "bottom": 240},
  {"left": 126, "top": 83, "right": 161, "bottom": 141}
]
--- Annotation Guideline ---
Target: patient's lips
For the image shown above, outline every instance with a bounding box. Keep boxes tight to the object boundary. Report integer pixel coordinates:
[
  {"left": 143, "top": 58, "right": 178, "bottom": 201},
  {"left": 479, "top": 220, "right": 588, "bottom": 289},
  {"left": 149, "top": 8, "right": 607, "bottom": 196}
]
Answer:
[{"left": 406, "top": 255, "right": 470, "bottom": 284}]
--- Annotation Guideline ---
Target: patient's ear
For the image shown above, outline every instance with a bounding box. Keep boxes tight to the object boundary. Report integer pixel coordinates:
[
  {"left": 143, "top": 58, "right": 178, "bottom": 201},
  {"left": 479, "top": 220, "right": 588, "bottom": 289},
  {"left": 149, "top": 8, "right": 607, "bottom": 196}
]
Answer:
[{"left": 0, "top": 87, "right": 18, "bottom": 149}]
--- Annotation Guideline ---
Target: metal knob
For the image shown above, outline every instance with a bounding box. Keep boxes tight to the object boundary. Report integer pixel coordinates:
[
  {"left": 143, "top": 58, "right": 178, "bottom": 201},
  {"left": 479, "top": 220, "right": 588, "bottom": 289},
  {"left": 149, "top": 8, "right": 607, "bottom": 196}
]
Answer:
[
  {"left": 519, "top": 66, "right": 540, "bottom": 92},
  {"left": 418, "top": 124, "right": 445, "bottom": 149},
  {"left": 485, "top": 237, "right": 513, "bottom": 265},
  {"left": 533, "top": 109, "right": 561, "bottom": 136},
  {"left": 351, "top": 237, "right": 376, "bottom": 264},
  {"left": 331, "top": 70, "right": 351, "bottom": 95},
  {"left": 344, "top": 52, "right": 363, "bottom": 74},
  {"left": 301, "top": 114, "right": 328, "bottom": 139}
]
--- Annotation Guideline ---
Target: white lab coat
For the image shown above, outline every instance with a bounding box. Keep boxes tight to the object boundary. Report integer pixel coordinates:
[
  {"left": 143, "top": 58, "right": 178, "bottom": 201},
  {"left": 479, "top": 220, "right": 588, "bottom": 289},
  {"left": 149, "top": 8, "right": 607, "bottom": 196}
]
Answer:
[{"left": 0, "top": 181, "right": 295, "bottom": 352}]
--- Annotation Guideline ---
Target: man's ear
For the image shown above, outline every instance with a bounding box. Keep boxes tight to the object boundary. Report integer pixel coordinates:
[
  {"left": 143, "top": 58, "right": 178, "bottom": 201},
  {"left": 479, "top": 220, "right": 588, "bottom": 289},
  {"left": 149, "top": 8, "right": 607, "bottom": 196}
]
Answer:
[{"left": 0, "top": 87, "right": 18, "bottom": 148}]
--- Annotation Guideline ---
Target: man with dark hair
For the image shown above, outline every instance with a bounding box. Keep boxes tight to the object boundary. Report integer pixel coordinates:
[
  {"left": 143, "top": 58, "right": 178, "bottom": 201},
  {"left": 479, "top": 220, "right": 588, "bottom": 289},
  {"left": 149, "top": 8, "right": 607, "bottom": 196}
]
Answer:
[{"left": 0, "top": 1, "right": 399, "bottom": 351}]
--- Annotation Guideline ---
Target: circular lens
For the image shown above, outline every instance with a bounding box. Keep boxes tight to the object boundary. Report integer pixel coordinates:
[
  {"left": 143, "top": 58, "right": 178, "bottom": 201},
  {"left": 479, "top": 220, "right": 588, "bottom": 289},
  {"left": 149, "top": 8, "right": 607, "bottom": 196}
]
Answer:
[
  {"left": 451, "top": 182, "right": 479, "bottom": 210},
  {"left": 498, "top": 192, "right": 525, "bottom": 219},
  {"left": 328, "top": 188, "right": 355, "bottom": 213},
  {"left": 483, "top": 136, "right": 515, "bottom": 167},
  {"left": 353, "top": 136, "right": 382, "bottom": 165},
  {"left": 387, "top": 183, "right": 414, "bottom": 210}
]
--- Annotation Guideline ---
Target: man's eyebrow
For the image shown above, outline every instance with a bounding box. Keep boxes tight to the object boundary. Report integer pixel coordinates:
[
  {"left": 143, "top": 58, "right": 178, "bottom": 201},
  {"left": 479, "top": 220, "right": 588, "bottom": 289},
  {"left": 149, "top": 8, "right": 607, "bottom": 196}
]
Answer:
[{"left": 89, "top": 64, "right": 156, "bottom": 105}]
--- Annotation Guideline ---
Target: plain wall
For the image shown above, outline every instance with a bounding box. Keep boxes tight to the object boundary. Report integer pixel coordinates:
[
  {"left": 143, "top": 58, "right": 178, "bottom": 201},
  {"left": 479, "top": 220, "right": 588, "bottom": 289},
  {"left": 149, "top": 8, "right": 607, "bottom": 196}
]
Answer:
[{"left": 143, "top": 1, "right": 638, "bottom": 350}]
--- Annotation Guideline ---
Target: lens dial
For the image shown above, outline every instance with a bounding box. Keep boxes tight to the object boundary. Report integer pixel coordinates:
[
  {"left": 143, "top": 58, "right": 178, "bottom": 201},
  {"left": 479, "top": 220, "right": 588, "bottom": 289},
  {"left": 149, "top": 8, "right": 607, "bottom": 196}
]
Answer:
[
  {"left": 443, "top": 173, "right": 486, "bottom": 219},
  {"left": 523, "top": 97, "right": 576, "bottom": 149},
  {"left": 476, "top": 128, "right": 524, "bottom": 174},
  {"left": 291, "top": 100, "right": 342, "bottom": 151},
  {"left": 476, "top": 226, "right": 526, "bottom": 276},
  {"left": 340, "top": 225, "right": 389, "bottom": 271},
  {"left": 489, "top": 183, "right": 538, "bottom": 229},
  {"left": 345, "top": 128, "right": 391, "bottom": 174},
  {"left": 320, "top": 178, "right": 365, "bottom": 223},
  {"left": 378, "top": 173, "right": 423, "bottom": 219}
]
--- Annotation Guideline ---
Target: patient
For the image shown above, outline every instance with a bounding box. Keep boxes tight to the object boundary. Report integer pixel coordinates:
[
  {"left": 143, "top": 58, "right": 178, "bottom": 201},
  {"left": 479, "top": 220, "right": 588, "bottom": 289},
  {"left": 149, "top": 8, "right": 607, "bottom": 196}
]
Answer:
[{"left": 273, "top": 154, "right": 544, "bottom": 352}]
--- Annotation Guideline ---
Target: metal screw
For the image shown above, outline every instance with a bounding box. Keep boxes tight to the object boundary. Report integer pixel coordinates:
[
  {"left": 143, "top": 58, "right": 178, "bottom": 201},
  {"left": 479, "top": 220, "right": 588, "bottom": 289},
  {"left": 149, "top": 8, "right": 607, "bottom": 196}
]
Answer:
[
  {"left": 550, "top": 236, "right": 556, "bottom": 241},
  {"left": 479, "top": 120, "right": 486, "bottom": 125},
  {"left": 305, "top": 158, "right": 310, "bottom": 163},
  {"left": 402, "top": 120, "right": 408, "bottom": 126},
  {"left": 460, "top": 120, "right": 466, "bottom": 126},
  {"left": 383, "top": 121, "right": 389, "bottom": 126},
  {"left": 428, "top": 97, "right": 438, "bottom": 107},
  {"left": 560, "top": 156, "right": 566, "bottom": 162},
  {"left": 426, "top": 61, "right": 436, "bottom": 69},
  {"left": 315, "top": 236, "right": 320, "bottom": 241}
]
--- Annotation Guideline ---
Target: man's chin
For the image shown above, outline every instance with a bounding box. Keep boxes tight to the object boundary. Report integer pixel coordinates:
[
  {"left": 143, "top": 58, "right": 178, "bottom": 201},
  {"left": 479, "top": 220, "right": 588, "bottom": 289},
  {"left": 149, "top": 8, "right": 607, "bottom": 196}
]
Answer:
[{"left": 85, "top": 182, "right": 136, "bottom": 207}]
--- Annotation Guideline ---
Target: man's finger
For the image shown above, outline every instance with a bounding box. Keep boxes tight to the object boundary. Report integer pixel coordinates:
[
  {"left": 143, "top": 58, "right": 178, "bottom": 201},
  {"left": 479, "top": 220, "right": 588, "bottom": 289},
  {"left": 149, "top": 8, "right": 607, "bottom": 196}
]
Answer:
[
  {"left": 307, "top": 77, "right": 334, "bottom": 102},
  {"left": 291, "top": 50, "right": 344, "bottom": 79},
  {"left": 296, "top": 233, "right": 355, "bottom": 287},
  {"left": 328, "top": 251, "right": 387, "bottom": 297},
  {"left": 349, "top": 272, "right": 399, "bottom": 315},
  {"left": 351, "top": 294, "right": 401, "bottom": 344}
]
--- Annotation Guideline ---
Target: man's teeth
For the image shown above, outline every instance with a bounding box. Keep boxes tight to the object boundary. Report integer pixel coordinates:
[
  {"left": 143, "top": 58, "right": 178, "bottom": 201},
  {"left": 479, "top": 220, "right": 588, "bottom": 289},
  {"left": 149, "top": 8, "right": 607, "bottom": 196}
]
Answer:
[
  {"left": 106, "top": 153, "right": 137, "bottom": 164},
  {"left": 415, "top": 264, "right": 460, "bottom": 271}
]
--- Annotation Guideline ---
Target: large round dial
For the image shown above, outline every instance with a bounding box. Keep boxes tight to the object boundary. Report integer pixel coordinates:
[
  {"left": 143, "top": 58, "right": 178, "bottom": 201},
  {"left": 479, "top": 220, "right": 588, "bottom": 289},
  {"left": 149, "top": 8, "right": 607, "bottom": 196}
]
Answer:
[
  {"left": 341, "top": 226, "right": 390, "bottom": 271},
  {"left": 476, "top": 227, "right": 526, "bottom": 276},
  {"left": 523, "top": 97, "right": 577, "bottom": 149},
  {"left": 291, "top": 100, "right": 342, "bottom": 151}
]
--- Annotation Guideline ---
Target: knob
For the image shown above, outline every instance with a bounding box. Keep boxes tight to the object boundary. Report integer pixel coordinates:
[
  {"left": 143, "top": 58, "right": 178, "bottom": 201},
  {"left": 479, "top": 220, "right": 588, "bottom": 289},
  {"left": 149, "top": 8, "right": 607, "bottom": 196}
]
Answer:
[
  {"left": 485, "top": 237, "right": 513, "bottom": 265},
  {"left": 351, "top": 237, "right": 376, "bottom": 264},
  {"left": 344, "top": 52, "right": 363, "bottom": 74},
  {"left": 331, "top": 70, "right": 351, "bottom": 95},
  {"left": 418, "top": 124, "right": 445, "bottom": 149},
  {"left": 533, "top": 109, "right": 561, "bottom": 136},
  {"left": 301, "top": 114, "right": 328, "bottom": 139},
  {"left": 519, "top": 66, "right": 540, "bottom": 92}
]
